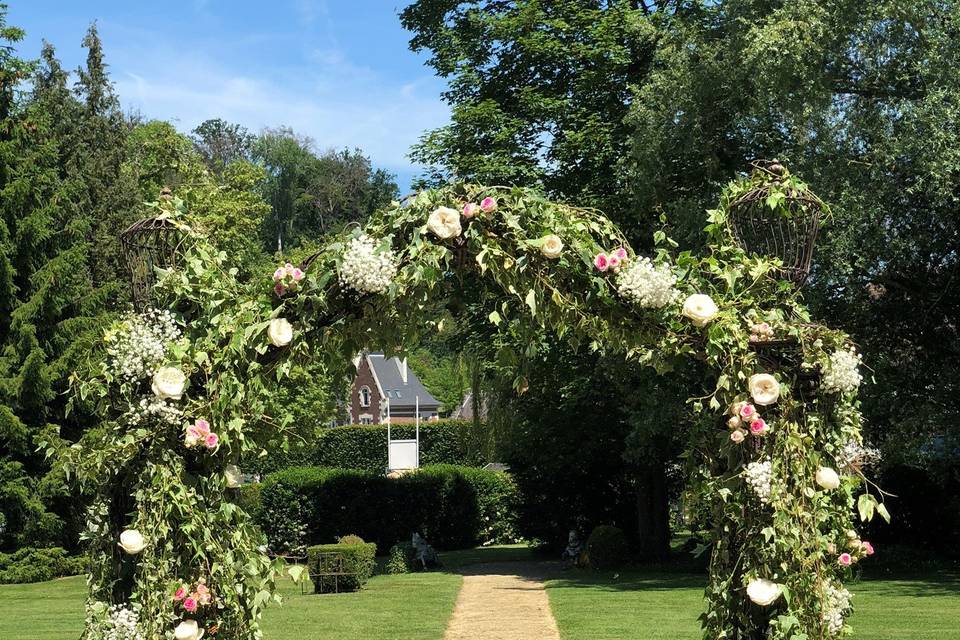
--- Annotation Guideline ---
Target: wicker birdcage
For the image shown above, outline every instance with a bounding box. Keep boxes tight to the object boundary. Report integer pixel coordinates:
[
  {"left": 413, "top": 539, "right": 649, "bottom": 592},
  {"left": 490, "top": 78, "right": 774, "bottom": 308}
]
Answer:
[
  {"left": 120, "top": 189, "right": 185, "bottom": 309},
  {"left": 727, "top": 161, "right": 823, "bottom": 287}
]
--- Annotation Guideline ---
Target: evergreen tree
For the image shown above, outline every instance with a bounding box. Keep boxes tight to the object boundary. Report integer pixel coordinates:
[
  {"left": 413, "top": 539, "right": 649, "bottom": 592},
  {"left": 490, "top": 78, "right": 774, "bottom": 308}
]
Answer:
[{"left": 0, "top": 24, "right": 105, "bottom": 550}]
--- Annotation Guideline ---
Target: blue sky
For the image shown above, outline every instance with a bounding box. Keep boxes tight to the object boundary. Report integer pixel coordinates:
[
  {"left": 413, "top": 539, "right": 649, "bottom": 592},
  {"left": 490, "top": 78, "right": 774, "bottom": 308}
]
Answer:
[{"left": 8, "top": 0, "right": 450, "bottom": 190}]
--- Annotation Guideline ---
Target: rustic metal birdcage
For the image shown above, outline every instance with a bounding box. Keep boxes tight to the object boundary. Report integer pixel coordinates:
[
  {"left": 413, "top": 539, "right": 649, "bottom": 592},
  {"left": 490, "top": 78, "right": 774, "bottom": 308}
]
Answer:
[
  {"left": 120, "top": 189, "right": 184, "bottom": 310},
  {"left": 727, "top": 161, "right": 824, "bottom": 287}
]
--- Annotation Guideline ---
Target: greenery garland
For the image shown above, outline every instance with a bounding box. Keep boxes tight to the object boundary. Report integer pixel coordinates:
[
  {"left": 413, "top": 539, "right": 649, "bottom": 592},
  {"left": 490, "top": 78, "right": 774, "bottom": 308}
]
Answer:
[{"left": 56, "top": 175, "right": 886, "bottom": 640}]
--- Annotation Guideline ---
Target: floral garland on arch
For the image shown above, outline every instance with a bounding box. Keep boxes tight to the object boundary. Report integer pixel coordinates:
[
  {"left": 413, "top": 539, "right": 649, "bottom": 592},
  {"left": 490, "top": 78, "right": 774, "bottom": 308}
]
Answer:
[{"left": 57, "top": 177, "right": 886, "bottom": 640}]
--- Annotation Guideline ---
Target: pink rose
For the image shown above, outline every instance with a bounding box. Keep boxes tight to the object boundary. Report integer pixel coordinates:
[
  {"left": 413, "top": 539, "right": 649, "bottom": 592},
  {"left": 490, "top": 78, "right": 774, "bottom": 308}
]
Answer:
[
  {"left": 274, "top": 282, "right": 286, "bottom": 297},
  {"left": 205, "top": 433, "right": 219, "bottom": 450},
  {"left": 195, "top": 583, "right": 211, "bottom": 604},
  {"left": 614, "top": 247, "right": 628, "bottom": 260},
  {"left": 862, "top": 541, "right": 874, "bottom": 556},
  {"left": 194, "top": 419, "right": 210, "bottom": 435},
  {"left": 173, "top": 586, "right": 187, "bottom": 601},
  {"left": 292, "top": 268, "right": 304, "bottom": 281},
  {"left": 730, "top": 430, "right": 745, "bottom": 444},
  {"left": 480, "top": 197, "right": 498, "bottom": 213},
  {"left": 463, "top": 202, "right": 479, "bottom": 219},
  {"left": 284, "top": 262, "right": 294, "bottom": 274},
  {"left": 838, "top": 553, "right": 852, "bottom": 566},
  {"left": 272, "top": 267, "right": 285, "bottom": 281},
  {"left": 594, "top": 253, "right": 610, "bottom": 272},
  {"left": 749, "top": 418, "right": 767, "bottom": 435},
  {"left": 730, "top": 402, "right": 745, "bottom": 416},
  {"left": 608, "top": 254, "right": 621, "bottom": 270},
  {"left": 739, "top": 404, "right": 756, "bottom": 420},
  {"left": 183, "top": 597, "right": 198, "bottom": 613}
]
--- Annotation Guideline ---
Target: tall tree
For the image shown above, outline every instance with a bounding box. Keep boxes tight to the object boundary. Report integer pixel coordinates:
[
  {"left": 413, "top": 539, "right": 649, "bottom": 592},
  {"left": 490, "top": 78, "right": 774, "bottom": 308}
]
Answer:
[
  {"left": 71, "top": 23, "right": 139, "bottom": 292},
  {"left": 0, "top": 29, "right": 105, "bottom": 550},
  {"left": 253, "top": 127, "right": 398, "bottom": 250},
  {"left": 191, "top": 118, "right": 253, "bottom": 176}
]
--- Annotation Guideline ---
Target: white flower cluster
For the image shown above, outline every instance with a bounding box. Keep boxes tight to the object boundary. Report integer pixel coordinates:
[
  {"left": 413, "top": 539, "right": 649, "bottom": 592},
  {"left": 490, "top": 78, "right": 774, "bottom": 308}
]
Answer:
[
  {"left": 744, "top": 460, "right": 773, "bottom": 505},
  {"left": 338, "top": 234, "right": 398, "bottom": 295},
  {"left": 615, "top": 257, "right": 679, "bottom": 308},
  {"left": 102, "top": 604, "right": 143, "bottom": 640},
  {"left": 822, "top": 348, "right": 863, "bottom": 394},
  {"left": 822, "top": 584, "right": 852, "bottom": 635},
  {"left": 106, "top": 309, "right": 180, "bottom": 383},
  {"left": 126, "top": 396, "right": 183, "bottom": 428},
  {"left": 837, "top": 440, "right": 882, "bottom": 471}
]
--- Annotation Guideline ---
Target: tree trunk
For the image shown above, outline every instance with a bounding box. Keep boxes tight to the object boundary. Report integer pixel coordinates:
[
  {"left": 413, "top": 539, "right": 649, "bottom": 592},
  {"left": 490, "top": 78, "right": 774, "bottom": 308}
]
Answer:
[{"left": 635, "top": 463, "right": 671, "bottom": 560}]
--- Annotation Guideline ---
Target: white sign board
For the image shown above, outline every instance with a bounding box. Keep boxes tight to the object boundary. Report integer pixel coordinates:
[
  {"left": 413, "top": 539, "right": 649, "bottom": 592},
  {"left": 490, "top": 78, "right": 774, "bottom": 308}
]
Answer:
[{"left": 388, "top": 439, "right": 418, "bottom": 471}]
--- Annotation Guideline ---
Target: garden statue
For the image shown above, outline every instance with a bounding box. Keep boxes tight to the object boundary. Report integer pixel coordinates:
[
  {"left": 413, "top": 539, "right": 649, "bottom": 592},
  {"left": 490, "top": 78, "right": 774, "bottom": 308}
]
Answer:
[
  {"left": 58, "top": 166, "right": 886, "bottom": 640},
  {"left": 561, "top": 530, "right": 584, "bottom": 565},
  {"left": 412, "top": 532, "right": 439, "bottom": 570}
]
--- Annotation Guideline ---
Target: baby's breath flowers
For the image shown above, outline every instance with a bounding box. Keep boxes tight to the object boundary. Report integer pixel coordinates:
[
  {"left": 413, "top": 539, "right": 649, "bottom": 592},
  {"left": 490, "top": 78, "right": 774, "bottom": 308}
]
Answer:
[
  {"left": 126, "top": 397, "right": 183, "bottom": 428},
  {"left": 616, "top": 257, "right": 680, "bottom": 309},
  {"left": 822, "top": 348, "right": 863, "bottom": 394},
  {"left": 105, "top": 309, "right": 180, "bottom": 384},
  {"left": 101, "top": 604, "right": 143, "bottom": 640},
  {"left": 744, "top": 459, "right": 773, "bottom": 505},
  {"left": 822, "top": 584, "right": 852, "bottom": 635},
  {"left": 338, "top": 234, "right": 398, "bottom": 295}
]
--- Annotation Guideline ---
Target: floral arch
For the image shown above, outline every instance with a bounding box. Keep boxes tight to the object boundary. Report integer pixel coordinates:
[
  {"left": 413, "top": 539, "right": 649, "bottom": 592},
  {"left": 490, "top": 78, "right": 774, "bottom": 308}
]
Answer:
[{"left": 62, "top": 169, "right": 884, "bottom": 640}]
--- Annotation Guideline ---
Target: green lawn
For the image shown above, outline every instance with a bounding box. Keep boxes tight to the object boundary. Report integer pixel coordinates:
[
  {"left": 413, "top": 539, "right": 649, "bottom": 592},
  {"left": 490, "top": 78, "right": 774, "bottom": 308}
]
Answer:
[
  {"left": 545, "top": 566, "right": 960, "bottom": 640},
  {"left": 0, "top": 572, "right": 461, "bottom": 640},
  {"left": 2, "top": 545, "right": 957, "bottom": 640}
]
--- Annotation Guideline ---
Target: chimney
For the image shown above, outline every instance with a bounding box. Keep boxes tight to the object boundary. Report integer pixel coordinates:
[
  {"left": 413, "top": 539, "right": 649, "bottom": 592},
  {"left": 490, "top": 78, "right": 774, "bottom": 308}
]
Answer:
[{"left": 400, "top": 357, "right": 408, "bottom": 384}]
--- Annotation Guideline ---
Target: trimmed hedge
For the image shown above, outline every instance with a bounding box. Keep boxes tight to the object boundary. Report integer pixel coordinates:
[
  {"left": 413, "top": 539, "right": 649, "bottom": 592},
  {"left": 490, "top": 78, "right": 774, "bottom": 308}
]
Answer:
[
  {"left": 0, "top": 547, "right": 86, "bottom": 584},
  {"left": 256, "top": 464, "right": 519, "bottom": 551},
  {"left": 307, "top": 541, "right": 377, "bottom": 592},
  {"left": 246, "top": 420, "right": 482, "bottom": 475}
]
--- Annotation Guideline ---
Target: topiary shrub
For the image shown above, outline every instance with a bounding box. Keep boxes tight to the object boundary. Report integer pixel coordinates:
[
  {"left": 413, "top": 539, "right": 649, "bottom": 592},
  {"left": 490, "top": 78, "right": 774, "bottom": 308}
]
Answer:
[
  {"left": 385, "top": 541, "right": 416, "bottom": 574},
  {"left": 337, "top": 534, "right": 365, "bottom": 545},
  {"left": 307, "top": 541, "right": 377, "bottom": 592},
  {"left": 585, "top": 525, "right": 628, "bottom": 570},
  {"left": 0, "top": 547, "right": 86, "bottom": 584}
]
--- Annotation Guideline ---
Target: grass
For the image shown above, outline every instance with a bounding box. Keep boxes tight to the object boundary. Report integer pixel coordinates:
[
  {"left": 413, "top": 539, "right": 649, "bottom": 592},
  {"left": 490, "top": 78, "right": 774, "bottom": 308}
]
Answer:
[
  {"left": 2, "top": 545, "right": 957, "bottom": 640},
  {"left": 0, "top": 571, "right": 461, "bottom": 640},
  {"left": 545, "top": 563, "right": 960, "bottom": 640}
]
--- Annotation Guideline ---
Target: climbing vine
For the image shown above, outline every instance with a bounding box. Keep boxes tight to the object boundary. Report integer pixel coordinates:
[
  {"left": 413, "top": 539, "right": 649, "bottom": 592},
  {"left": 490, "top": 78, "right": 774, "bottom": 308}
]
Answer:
[{"left": 57, "top": 171, "right": 885, "bottom": 640}]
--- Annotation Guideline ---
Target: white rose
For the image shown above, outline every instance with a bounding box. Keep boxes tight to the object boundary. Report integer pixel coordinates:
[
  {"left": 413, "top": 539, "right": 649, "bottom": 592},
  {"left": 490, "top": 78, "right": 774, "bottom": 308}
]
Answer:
[
  {"left": 681, "top": 294, "right": 719, "bottom": 327},
  {"left": 151, "top": 367, "right": 186, "bottom": 400},
  {"left": 427, "top": 206, "right": 462, "bottom": 239},
  {"left": 746, "top": 578, "right": 782, "bottom": 606},
  {"left": 540, "top": 234, "right": 564, "bottom": 259},
  {"left": 267, "top": 318, "right": 293, "bottom": 347},
  {"left": 815, "top": 467, "right": 840, "bottom": 490},
  {"left": 119, "top": 529, "right": 146, "bottom": 555},
  {"left": 174, "top": 620, "right": 205, "bottom": 640},
  {"left": 748, "top": 374, "right": 781, "bottom": 406},
  {"left": 225, "top": 464, "right": 242, "bottom": 489}
]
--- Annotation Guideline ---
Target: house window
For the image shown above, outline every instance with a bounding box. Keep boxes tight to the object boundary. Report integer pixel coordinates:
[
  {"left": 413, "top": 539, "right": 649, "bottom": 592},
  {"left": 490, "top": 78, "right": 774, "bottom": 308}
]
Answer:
[{"left": 359, "top": 385, "right": 371, "bottom": 408}]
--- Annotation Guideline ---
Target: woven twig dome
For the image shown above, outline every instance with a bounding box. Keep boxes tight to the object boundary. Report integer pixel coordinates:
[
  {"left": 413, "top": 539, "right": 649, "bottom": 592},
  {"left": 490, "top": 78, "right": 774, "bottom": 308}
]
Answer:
[
  {"left": 120, "top": 190, "right": 185, "bottom": 309},
  {"left": 727, "top": 161, "right": 824, "bottom": 287}
]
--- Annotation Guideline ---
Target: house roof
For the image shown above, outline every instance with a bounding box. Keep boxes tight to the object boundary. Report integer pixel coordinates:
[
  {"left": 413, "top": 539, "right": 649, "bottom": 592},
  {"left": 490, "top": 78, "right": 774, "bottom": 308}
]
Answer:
[{"left": 367, "top": 353, "right": 440, "bottom": 409}]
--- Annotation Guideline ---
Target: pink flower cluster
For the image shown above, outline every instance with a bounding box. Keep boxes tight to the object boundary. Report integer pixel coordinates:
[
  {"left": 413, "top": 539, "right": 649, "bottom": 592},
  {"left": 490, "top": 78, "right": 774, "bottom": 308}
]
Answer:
[
  {"left": 727, "top": 401, "right": 771, "bottom": 443},
  {"left": 462, "top": 196, "right": 498, "bottom": 219},
  {"left": 272, "top": 262, "right": 305, "bottom": 297},
  {"left": 594, "top": 247, "right": 628, "bottom": 273},
  {"left": 833, "top": 537, "right": 875, "bottom": 567},
  {"left": 173, "top": 579, "right": 213, "bottom": 613},
  {"left": 749, "top": 322, "right": 775, "bottom": 343},
  {"left": 184, "top": 418, "right": 219, "bottom": 451}
]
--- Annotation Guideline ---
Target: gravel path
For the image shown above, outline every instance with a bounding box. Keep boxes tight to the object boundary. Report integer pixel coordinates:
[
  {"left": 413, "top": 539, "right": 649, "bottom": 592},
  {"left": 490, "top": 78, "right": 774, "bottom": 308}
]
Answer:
[{"left": 443, "top": 562, "right": 562, "bottom": 640}]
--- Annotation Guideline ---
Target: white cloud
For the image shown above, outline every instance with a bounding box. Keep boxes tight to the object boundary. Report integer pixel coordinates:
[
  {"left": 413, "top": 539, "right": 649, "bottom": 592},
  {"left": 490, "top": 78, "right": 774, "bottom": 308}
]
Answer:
[{"left": 105, "top": 24, "right": 447, "bottom": 187}]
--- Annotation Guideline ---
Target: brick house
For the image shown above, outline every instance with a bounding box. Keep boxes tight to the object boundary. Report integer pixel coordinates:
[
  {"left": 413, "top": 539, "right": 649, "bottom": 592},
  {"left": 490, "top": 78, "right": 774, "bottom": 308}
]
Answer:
[{"left": 347, "top": 352, "right": 441, "bottom": 424}]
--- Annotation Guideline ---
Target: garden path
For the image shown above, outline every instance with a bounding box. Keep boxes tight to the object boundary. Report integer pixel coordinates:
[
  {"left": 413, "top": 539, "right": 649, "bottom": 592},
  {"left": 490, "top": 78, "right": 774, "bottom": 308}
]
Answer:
[{"left": 443, "top": 561, "right": 561, "bottom": 640}]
